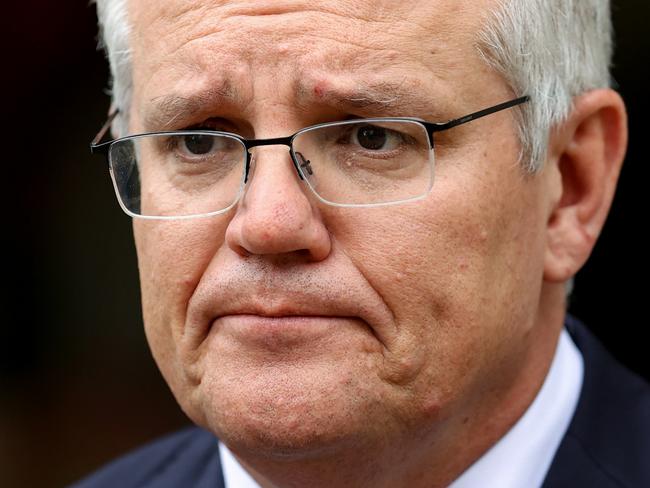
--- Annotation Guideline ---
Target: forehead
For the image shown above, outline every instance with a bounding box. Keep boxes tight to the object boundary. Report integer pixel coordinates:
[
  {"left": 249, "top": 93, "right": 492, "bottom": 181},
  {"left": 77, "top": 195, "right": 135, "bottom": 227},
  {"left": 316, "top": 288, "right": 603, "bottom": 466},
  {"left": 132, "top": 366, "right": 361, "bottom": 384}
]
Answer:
[
  {"left": 128, "top": 0, "right": 500, "bottom": 128},
  {"left": 129, "top": 0, "right": 490, "bottom": 45}
]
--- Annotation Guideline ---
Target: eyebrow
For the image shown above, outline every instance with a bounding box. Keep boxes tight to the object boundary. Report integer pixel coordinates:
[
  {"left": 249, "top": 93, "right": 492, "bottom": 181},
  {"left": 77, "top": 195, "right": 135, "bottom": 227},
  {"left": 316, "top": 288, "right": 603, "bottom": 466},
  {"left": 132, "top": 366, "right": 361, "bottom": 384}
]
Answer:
[
  {"left": 296, "top": 79, "right": 434, "bottom": 115},
  {"left": 143, "top": 83, "right": 239, "bottom": 131},
  {"left": 301, "top": 82, "right": 424, "bottom": 111}
]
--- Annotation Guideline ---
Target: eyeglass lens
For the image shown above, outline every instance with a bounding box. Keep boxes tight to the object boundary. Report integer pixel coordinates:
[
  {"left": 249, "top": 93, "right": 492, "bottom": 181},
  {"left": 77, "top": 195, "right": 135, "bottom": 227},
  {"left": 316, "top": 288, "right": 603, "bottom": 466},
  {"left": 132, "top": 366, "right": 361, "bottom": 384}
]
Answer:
[{"left": 292, "top": 120, "right": 433, "bottom": 206}]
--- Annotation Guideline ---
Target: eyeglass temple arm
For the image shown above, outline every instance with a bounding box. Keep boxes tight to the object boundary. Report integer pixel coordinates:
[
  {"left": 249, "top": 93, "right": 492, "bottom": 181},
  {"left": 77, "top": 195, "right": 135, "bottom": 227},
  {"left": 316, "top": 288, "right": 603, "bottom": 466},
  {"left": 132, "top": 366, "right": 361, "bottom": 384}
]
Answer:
[
  {"left": 427, "top": 96, "right": 530, "bottom": 133},
  {"left": 90, "top": 109, "right": 120, "bottom": 154}
]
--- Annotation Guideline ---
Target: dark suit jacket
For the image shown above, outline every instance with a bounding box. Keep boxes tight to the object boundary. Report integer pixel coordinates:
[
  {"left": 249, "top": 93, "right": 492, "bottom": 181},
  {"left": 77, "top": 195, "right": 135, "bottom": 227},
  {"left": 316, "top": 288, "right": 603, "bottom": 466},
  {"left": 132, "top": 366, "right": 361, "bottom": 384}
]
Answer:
[{"left": 71, "top": 316, "right": 650, "bottom": 487}]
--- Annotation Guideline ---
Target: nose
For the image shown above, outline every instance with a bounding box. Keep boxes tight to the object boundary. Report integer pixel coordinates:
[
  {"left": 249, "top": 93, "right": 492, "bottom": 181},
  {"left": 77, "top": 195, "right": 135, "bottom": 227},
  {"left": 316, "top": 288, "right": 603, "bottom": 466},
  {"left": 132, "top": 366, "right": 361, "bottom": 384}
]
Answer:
[{"left": 225, "top": 146, "right": 332, "bottom": 261}]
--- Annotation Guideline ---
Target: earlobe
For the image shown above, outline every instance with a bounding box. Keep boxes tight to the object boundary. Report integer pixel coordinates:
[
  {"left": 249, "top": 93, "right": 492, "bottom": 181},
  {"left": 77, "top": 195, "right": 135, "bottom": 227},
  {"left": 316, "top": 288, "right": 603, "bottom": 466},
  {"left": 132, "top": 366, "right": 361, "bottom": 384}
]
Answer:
[{"left": 544, "top": 89, "right": 628, "bottom": 283}]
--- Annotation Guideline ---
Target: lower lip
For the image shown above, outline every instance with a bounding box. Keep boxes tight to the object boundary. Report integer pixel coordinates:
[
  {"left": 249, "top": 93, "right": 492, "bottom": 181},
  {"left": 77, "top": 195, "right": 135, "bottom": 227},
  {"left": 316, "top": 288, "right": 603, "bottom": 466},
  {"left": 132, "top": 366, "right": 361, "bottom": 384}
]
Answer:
[{"left": 213, "top": 314, "right": 357, "bottom": 347}]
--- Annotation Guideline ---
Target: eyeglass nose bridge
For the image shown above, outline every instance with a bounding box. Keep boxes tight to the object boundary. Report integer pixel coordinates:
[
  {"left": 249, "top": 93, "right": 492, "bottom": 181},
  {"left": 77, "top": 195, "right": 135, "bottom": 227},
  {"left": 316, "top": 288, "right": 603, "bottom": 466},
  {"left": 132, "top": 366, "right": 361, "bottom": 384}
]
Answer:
[{"left": 242, "top": 135, "right": 306, "bottom": 184}]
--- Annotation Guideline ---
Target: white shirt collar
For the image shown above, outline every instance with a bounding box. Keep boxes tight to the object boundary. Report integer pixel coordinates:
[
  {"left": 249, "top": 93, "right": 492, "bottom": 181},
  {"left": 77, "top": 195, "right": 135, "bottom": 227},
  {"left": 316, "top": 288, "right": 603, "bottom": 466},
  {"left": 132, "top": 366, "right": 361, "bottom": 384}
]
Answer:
[
  {"left": 219, "top": 328, "right": 584, "bottom": 488},
  {"left": 219, "top": 440, "right": 261, "bottom": 488}
]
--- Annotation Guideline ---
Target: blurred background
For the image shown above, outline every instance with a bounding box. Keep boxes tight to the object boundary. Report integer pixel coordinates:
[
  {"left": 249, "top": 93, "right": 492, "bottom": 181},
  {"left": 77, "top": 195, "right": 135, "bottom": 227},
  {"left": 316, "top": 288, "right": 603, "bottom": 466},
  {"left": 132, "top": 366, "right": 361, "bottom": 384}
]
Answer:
[{"left": 1, "top": 1, "right": 648, "bottom": 486}]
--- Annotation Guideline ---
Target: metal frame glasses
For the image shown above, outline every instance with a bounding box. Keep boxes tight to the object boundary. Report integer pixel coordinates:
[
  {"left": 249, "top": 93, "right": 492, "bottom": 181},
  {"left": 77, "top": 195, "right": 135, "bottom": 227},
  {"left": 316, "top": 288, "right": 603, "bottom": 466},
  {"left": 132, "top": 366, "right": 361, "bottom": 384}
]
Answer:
[{"left": 90, "top": 96, "right": 529, "bottom": 219}]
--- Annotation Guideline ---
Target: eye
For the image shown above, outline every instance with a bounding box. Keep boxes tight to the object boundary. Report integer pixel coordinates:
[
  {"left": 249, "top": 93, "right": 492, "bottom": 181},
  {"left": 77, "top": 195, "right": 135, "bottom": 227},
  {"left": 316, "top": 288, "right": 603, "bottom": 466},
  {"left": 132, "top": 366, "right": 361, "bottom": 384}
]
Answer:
[
  {"left": 181, "top": 134, "right": 216, "bottom": 155},
  {"left": 351, "top": 124, "right": 402, "bottom": 151}
]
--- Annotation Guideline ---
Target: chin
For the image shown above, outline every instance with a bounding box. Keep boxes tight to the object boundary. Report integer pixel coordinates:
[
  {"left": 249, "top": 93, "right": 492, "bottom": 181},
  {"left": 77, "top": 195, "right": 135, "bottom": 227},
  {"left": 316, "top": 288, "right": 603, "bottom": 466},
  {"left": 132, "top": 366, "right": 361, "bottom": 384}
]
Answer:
[{"left": 186, "top": 355, "right": 391, "bottom": 459}]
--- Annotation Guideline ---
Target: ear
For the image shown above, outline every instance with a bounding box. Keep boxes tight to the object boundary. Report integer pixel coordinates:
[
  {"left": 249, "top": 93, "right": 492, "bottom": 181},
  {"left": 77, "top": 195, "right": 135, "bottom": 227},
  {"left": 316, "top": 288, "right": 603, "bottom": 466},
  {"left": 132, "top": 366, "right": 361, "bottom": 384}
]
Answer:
[{"left": 544, "top": 89, "right": 628, "bottom": 283}]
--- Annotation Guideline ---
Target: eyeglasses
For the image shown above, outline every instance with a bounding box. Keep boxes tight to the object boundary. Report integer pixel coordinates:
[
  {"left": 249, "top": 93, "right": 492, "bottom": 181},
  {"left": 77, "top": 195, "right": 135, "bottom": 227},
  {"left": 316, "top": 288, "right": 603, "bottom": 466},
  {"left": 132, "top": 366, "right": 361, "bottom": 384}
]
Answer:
[{"left": 90, "top": 96, "right": 529, "bottom": 219}]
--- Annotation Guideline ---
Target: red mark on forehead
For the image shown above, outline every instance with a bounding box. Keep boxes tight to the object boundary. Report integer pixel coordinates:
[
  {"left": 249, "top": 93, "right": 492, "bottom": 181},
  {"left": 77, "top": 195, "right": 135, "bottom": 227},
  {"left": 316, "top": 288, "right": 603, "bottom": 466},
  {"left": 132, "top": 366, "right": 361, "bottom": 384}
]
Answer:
[{"left": 313, "top": 82, "right": 329, "bottom": 99}]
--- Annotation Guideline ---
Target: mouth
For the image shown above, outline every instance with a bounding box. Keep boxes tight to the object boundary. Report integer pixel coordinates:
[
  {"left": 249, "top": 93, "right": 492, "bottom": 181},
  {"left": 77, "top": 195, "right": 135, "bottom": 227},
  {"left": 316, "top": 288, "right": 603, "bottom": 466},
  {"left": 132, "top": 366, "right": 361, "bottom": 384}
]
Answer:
[
  {"left": 212, "top": 313, "right": 365, "bottom": 350},
  {"left": 182, "top": 259, "right": 396, "bottom": 354}
]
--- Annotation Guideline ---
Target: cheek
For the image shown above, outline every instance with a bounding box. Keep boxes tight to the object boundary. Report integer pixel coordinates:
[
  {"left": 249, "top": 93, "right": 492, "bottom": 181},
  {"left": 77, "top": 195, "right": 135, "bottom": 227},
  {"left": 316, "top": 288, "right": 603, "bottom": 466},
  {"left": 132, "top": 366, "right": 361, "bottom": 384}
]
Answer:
[
  {"left": 133, "top": 218, "right": 228, "bottom": 392},
  {"left": 326, "top": 147, "right": 547, "bottom": 397}
]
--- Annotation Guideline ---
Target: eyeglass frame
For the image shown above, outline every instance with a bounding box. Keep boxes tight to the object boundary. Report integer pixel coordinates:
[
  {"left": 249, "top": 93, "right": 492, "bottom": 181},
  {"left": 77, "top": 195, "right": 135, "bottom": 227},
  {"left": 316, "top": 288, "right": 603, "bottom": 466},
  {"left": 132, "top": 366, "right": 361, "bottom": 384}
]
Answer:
[{"left": 90, "top": 95, "right": 530, "bottom": 217}]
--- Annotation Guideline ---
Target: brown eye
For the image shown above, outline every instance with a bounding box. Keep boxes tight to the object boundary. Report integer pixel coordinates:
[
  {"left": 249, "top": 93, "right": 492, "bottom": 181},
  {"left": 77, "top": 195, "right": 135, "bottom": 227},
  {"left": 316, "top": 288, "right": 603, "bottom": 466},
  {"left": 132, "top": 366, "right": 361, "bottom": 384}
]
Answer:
[
  {"left": 182, "top": 134, "right": 215, "bottom": 155},
  {"left": 351, "top": 125, "right": 405, "bottom": 151},
  {"left": 354, "top": 125, "right": 388, "bottom": 150}
]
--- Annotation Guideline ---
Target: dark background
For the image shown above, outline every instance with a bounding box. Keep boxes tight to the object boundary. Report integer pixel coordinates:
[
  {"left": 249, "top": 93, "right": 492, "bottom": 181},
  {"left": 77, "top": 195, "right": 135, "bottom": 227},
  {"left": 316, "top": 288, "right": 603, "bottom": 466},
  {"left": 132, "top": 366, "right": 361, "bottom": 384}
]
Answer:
[{"left": 1, "top": 1, "right": 648, "bottom": 487}]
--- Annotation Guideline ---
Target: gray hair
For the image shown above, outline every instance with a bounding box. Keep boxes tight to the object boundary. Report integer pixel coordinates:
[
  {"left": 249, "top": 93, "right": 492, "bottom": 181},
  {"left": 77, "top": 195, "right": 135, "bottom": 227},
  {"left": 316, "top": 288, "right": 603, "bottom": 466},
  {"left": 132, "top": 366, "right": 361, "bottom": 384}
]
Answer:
[
  {"left": 95, "top": 0, "right": 131, "bottom": 137},
  {"left": 477, "top": 0, "right": 613, "bottom": 171},
  {"left": 95, "top": 0, "right": 613, "bottom": 171}
]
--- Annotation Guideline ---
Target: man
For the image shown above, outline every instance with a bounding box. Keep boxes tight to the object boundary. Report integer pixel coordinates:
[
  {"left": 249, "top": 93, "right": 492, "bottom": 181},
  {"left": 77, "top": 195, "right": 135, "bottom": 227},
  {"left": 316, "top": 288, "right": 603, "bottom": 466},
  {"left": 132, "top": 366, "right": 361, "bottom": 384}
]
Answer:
[{"left": 76, "top": 0, "right": 648, "bottom": 486}]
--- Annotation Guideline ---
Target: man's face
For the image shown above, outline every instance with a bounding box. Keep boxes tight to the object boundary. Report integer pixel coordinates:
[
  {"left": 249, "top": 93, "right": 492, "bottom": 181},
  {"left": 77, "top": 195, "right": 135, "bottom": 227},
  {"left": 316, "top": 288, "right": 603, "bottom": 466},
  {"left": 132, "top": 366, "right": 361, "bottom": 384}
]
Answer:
[{"left": 128, "top": 0, "right": 555, "bottom": 459}]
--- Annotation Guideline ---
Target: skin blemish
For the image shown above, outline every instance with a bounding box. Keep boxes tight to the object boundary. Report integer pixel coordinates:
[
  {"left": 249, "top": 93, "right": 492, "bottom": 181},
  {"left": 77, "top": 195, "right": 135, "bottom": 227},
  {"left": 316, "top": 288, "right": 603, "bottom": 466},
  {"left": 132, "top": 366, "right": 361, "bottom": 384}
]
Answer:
[{"left": 313, "top": 82, "right": 328, "bottom": 99}]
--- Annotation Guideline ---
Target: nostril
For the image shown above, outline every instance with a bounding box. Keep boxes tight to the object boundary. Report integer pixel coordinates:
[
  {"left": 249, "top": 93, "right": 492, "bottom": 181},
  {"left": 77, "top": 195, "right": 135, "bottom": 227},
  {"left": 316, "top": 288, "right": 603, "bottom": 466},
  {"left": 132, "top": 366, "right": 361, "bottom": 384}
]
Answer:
[{"left": 235, "top": 244, "right": 251, "bottom": 258}]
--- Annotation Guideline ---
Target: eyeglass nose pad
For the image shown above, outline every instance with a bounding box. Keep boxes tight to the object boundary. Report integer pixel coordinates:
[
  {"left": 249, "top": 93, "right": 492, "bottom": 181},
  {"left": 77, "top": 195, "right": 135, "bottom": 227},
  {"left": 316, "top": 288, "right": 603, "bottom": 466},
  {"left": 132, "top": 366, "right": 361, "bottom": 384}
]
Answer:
[
  {"left": 244, "top": 148, "right": 307, "bottom": 185},
  {"left": 244, "top": 151, "right": 254, "bottom": 184},
  {"left": 293, "top": 151, "right": 312, "bottom": 179}
]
